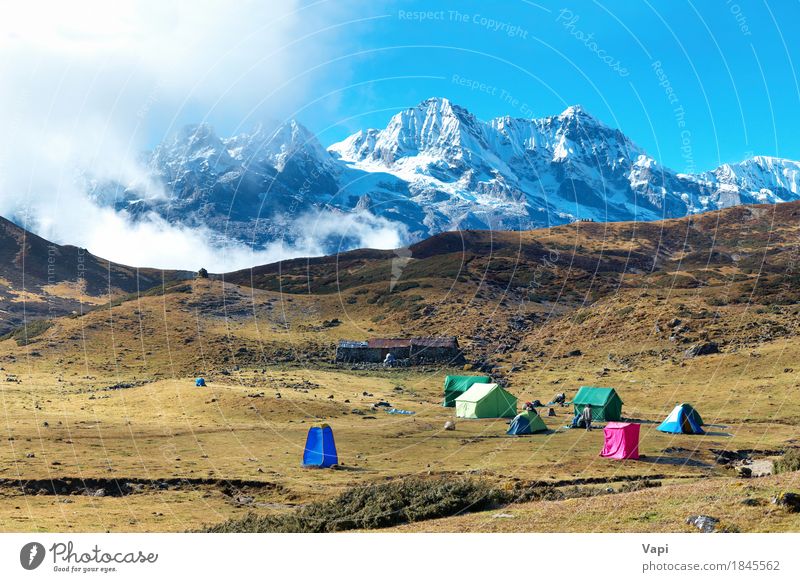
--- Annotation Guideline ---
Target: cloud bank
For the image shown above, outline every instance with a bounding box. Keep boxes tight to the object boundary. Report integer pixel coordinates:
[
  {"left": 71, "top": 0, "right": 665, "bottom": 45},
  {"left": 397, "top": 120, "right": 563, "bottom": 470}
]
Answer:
[{"left": 0, "top": 0, "right": 402, "bottom": 271}]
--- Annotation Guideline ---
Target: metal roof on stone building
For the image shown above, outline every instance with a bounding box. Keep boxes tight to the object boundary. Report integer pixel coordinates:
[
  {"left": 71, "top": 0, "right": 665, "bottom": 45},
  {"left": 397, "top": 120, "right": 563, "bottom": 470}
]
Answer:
[
  {"left": 337, "top": 340, "right": 368, "bottom": 348},
  {"left": 338, "top": 337, "right": 458, "bottom": 349}
]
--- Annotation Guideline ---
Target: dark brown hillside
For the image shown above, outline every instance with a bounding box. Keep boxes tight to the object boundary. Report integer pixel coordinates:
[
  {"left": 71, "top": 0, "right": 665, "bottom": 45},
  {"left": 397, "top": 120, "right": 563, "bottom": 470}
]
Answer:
[
  {"left": 0, "top": 215, "right": 191, "bottom": 333},
  {"left": 224, "top": 201, "right": 800, "bottom": 302}
]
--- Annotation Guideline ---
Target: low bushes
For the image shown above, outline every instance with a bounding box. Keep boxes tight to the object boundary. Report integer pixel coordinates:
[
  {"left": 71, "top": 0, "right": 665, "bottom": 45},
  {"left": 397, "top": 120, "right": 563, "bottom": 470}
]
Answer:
[
  {"left": 203, "top": 477, "right": 505, "bottom": 533},
  {"left": 774, "top": 449, "right": 800, "bottom": 474},
  {"left": 0, "top": 319, "right": 53, "bottom": 346}
]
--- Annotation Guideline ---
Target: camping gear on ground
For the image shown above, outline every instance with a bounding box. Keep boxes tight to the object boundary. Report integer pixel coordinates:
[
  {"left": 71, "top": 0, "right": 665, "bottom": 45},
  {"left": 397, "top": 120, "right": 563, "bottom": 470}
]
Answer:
[
  {"left": 385, "top": 408, "right": 415, "bottom": 415},
  {"left": 657, "top": 403, "right": 705, "bottom": 434},
  {"left": 455, "top": 383, "right": 517, "bottom": 419},
  {"left": 302, "top": 424, "right": 338, "bottom": 468},
  {"left": 547, "top": 407, "right": 556, "bottom": 417},
  {"left": 523, "top": 401, "right": 534, "bottom": 411},
  {"left": 600, "top": 422, "right": 640, "bottom": 460},
  {"left": 569, "top": 412, "right": 589, "bottom": 429},
  {"left": 442, "top": 375, "right": 492, "bottom": 407},
  {"left": 444, "top": 420, "right": 456, "bottom": 431},
  {"left": 572, "top": 386, "right": 623, "bottom": 421},
  {"left": 195, "top": 377, "right": 206, "bottom": 387},
  {"left": 531, "top": 399, "right": 543, "bottom": 407},
  {"left": 507, "top": 410, "right": 548, "bottom": 435}
]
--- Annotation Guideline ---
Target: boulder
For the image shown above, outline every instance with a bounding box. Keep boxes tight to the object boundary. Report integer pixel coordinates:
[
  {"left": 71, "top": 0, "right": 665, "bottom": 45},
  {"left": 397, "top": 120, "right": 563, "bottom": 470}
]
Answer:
[
  {"left": 685, "top": 515, "right": 719, "bottom": 533},
  {"left": 444, "top": 421, "right": 456, "bottom": 431},
  {"left": 684, "top": 342, "right": 720, "bottom": 358},
  {"left": 772, "top": 492, "right": 800, "bottom": 512}
]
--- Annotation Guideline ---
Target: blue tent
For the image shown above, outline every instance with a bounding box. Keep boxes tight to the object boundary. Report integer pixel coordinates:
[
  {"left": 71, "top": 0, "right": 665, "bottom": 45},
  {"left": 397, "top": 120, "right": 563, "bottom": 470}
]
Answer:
[
  {"left": 302, "top": 424, "right": 338, "bottom": 468},
  {"left": 507, "top": 410, "right": 547, "bottom": 435},
  {"left": 195, "top": 377, "right": 206, "bottom": 387},
  {"left": 657, "top": 403, "right": 704, "bottom": 434}
]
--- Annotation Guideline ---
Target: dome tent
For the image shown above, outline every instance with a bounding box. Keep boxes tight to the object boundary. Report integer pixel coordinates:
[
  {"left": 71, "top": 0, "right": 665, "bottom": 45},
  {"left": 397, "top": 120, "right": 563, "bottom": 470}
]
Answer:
[
  {"left": 657, "top": 403, "right": 704, "bottom": 434},
  {"left": 302, "top": 424, "right": 338, "bottom": 468},
  {"left": 455, "top": 383, "right": 517, "bottom": 419},
  {"left": 507, "top": 410, "right": 547, "bottom": 435},
  {"left": 195, "top": 377, "right": 206, "bottom": 387},
  {"left": 442, "top": 375, "right": 492, "bottom": 407}
]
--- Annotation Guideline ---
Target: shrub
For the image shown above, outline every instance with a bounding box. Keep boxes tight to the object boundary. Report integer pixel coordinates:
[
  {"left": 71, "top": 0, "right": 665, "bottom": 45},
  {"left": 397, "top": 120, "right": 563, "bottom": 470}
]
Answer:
[
  {"left": 0, "top": 319, "right": 54, "bottom": 346},
  {"left": 391, "top": 281, "right": 420, "bottom": 293},
  {"left": 202, "top": 477, "right": 504, "bottom": 533},
  {"left": 616, "top": 306, "right": 634, "bottom": 317},
  {"left": 573, "top": 310, "right": 591, "bottom": 324},
  {"left": 774, "top": 449, "right": 800, "bottom": 474}
]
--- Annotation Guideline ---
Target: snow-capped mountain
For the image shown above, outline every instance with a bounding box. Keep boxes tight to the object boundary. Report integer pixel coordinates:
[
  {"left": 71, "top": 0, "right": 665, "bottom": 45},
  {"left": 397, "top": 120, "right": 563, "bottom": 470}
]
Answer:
[
  {"left": 89, "top": 120, "right": 340, "bottom": 245},
  {"left": 88, "top": 97, "right": 800, "bottom": 251}
]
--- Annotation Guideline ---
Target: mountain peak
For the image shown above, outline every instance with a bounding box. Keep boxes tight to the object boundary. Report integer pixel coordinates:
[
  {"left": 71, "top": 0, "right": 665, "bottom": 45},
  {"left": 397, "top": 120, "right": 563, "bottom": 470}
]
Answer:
[
  {"left": 419, "top": 96, "right": 452, "bottom": 108},
  {"left": 557, "top": 104, "right": 600, "bottom": 124},
  {"left": 177, "top": 122, "right": 219, "bottom": 143}
]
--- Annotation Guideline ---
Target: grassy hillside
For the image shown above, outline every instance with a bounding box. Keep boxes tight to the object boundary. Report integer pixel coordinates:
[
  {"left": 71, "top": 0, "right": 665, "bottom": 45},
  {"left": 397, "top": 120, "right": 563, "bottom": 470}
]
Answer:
[
  {"left": 1, "top": 202, "right": 799, "bottom": 532},
  {"left": 0, "top": 215, "right": 192, "bottom": 334}
]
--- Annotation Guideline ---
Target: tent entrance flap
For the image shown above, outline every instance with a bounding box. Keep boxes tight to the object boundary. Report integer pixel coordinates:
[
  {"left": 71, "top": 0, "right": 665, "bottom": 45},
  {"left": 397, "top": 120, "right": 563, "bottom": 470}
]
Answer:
[
  {"left": 657, "top": 403, "right": 704, "bottom": 434},
  {"left": 442, "top": 375, "right": 492, "bottom": 407}
]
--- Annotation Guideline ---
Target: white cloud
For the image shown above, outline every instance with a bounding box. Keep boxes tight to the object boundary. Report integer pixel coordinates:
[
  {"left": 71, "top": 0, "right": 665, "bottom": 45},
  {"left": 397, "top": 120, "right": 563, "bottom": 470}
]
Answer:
[{"left": 0, "top": 0, "right": 401, "bottom": 272}]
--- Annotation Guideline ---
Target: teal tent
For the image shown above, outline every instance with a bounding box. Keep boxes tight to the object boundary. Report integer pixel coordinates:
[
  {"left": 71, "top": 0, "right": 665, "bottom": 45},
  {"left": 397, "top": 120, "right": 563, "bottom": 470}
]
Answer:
[
  {"left": 657, "top": 403, "right": 704, "bottom": 434},
  {"left": 507, "top": 411, "right": 548, "bottom": 435},
  {"left": 572, "top": 386, "right": 623, "bottom": 421},
  {"left": 442, "top": 375, "right": 492, "bottom": 407},
  {"left": 302, "top": 424, "right": 338, "bottom": 468}
]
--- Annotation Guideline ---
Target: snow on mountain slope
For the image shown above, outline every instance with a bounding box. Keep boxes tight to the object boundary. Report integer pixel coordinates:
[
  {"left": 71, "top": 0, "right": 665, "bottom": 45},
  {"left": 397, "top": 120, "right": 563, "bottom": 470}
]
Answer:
[{"left": 86, "top": 97, "right": 800, "bottom": 253}]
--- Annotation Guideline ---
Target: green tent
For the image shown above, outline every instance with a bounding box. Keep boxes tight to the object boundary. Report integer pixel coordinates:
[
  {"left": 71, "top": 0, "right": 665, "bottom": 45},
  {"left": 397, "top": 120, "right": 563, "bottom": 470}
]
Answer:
[
  {"left": 572, "top": 386, "right": 623, "bottom": 421},
  {"left": 442, "top": 375, "right": 492, "bottom": 407},
  {"left": 455, "top": 383, "right": 517, "bottom": 419}
]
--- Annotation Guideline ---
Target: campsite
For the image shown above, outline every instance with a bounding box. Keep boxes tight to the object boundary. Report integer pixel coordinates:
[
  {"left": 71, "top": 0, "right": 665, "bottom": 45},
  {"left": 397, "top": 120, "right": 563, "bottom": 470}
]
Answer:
[{"left": 1, "top": 205, "right": 800, "bottom": 533}]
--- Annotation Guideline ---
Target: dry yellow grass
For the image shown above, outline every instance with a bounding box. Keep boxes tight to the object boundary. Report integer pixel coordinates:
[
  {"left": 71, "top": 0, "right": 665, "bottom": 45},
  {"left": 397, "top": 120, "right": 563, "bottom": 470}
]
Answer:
[
  {"left": 383, "top": 473, "right": 800, "bottom": 533},
  {"left": 2, "top": 201, "right": 800, "bottom": 534},
  {"left": 1, "top": 320, "right": 798, "bottom": 531}
]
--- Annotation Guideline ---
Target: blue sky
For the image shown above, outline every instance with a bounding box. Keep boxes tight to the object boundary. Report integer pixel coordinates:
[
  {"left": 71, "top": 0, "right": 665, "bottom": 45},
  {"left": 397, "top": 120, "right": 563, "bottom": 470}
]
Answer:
[
  {"left": 2, "top": 0, "right": 799, "bottom": 270},
  {"left": 163, "top": 0, "right": 799, "bottom": 175}
]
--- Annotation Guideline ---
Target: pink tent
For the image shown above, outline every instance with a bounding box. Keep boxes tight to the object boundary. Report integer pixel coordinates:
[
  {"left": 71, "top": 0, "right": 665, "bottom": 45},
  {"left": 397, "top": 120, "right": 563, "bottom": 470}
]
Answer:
[{"left": 599, "top": 422, "right": 640, "bottom": 460}]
